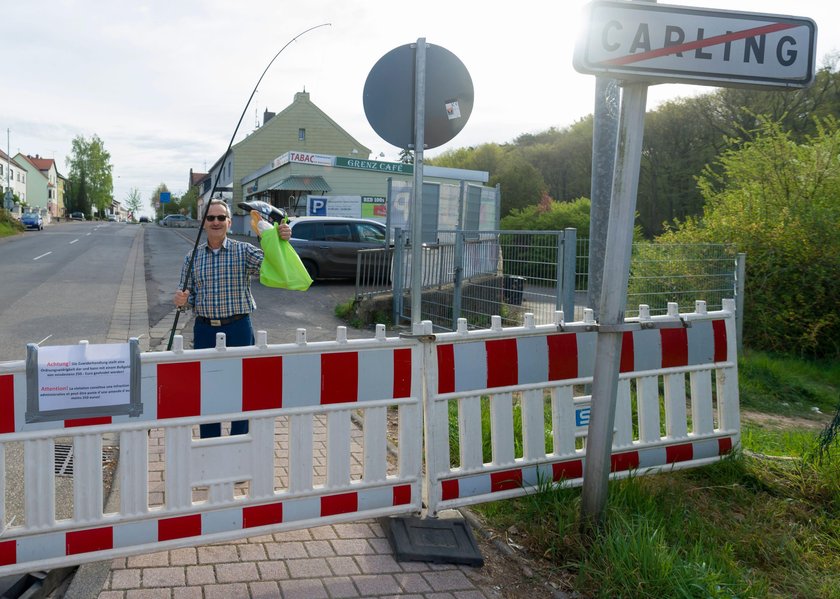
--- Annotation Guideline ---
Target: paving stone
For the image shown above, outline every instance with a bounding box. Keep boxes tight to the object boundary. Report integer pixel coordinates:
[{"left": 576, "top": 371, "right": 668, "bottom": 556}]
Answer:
[
  {"left": 327, "top": 556, "right": 361, "bottom": 576},
  {"left": 110, "top": 569, "right": 141, "bottom": 589},
  {"left": 279, "top": 578, "right": 329, "bottom": 599},
  {"left": 265, "top": 541, "right": 309, "bottom": 560},
  {"left": 186, "top": 565, "right": 216, "bottom": 586},
  {"left": 197, "top": 545, "right": 239, "bottom": 564},
  {"left": 238, "top": 543, "right": 268, "bottom": 561},
  {"left": 172, "top": 587, "right": 203, "bottom": 599},
  {"left": 142, "top": 566, "right": 186, "bottom": 588},
  {"left": 331, "top": 539, "right": 375, "bottom": 556},
  {"left": 394, "top": 572, "right": 434, "bottom": 593},
  {"left": 333, "top": 523, "right": 374, "bottom": 538},
  {"left": 286, "top": 557, "right": 332, "bottom": 578},
  {"left": 323, "top": 576, "right": 360, "bottom": 598},
  {"left": 249, "top": 581, "right": 281, "bottom": 599},
  {"left": 125, "top": 589, "right": 170, "bottom": 599},
  {"left": 424, "top": 569, "right": 474, "bottom": 592},
  {"left": 304, "top": 540, "right": 336, "bottom": 557},
  {"left": 204, "top": 583, "right": 249, "bottom": 599},
  {"left": 126, "top": 551, "right": 169, "bottom": 568},
  {"left": 97, "top": 591, "right": 124, "bottom": 599},
  {"left": 355, "top": 554, "right": 403, "bottom": 574},
  {"left": 257, "top": 559, "right": 290, "bottom": 581},
  {"left": 216, "top": 561, "right": 259, "bottom": 583},
  {"left": 169, "top": 548, "right": 197, "bottom": 566},
  {"left": 352, "top": 574, "right": 402, "bottom": 596}
]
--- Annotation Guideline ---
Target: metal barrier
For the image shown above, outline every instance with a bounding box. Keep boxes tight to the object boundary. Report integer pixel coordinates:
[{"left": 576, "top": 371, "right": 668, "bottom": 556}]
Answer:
[
  {"left": 0, "top": 301, "right": 739, "bottom": 576},
  {"left": 421, "top": 300, "right": 739, "bottom": 515}
]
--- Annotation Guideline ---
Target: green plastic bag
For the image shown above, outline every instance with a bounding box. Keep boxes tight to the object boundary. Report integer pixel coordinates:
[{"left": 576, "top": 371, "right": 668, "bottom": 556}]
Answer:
[{"left": 259, "top": 223, "right": 312, "bottom": 291}]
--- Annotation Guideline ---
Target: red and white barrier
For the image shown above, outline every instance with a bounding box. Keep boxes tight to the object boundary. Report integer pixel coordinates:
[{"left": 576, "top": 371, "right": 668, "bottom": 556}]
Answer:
[
  {"left": 0, "top": 326, "right": 423, "bottom": 576},
  {"left": 422, "top": 300, "right": 739, "bottom": 514},
  {"left": 0, "top": 301, "right": 740, "bottom": 576}
]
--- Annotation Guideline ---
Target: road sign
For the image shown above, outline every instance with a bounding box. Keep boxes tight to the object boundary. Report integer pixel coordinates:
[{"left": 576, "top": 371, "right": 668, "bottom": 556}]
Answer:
[
  {"left": 159, "top": 191, "right": 171, "bottom": 204},
  {"left": 574, "top": 0, "right": 816, "bottom": 89}
]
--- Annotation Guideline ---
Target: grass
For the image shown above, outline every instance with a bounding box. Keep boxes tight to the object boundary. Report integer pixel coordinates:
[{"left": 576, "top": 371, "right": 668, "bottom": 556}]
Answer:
[
  {"left": 472, "top": 350, "right": 840, "bottom": 598},
  {"left": 0, "top": 209, "right": 24, "bottom": 238}
]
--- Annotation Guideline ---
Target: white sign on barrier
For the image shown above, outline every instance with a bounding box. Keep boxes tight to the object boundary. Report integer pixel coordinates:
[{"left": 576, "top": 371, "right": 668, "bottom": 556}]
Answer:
[
  {"left": 574, "top": 0, "right": 816, "bottom": 89},
  {"left": 36, "top": 343, "right": 131, "bottom": 412}
]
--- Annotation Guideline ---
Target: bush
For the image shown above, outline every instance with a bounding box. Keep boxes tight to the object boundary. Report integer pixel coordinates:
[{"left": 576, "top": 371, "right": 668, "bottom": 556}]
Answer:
[{"left": 657, "top": 117, "right": 840, "bottom": 358}]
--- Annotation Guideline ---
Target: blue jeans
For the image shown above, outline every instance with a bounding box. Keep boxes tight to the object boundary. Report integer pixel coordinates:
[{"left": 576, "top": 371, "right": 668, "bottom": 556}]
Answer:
[{"left": 194, "top": 315, "right": 253, "bottom": 438}]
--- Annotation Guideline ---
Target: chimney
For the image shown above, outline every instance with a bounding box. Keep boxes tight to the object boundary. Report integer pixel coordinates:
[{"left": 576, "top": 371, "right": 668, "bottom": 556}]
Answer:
[{"left": 263, "top": 109, "right": 275, "bottom": 126}]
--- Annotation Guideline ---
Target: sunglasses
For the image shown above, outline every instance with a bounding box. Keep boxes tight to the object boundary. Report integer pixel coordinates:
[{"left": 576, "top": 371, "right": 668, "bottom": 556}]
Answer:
[{"left": 205, "top": 215, "right": 228, "bottom": 222}]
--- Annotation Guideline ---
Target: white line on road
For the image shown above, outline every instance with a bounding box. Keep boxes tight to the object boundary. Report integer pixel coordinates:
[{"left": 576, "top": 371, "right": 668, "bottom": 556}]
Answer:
[
  {"left": 69, "top": 239, "right": 79, "bottom": 244},
  {"left": 33, "top": 251, "right": 53, "bottom": 261},
  {"left": 86, "top": 232, "right": 92, "bottom": 236}
]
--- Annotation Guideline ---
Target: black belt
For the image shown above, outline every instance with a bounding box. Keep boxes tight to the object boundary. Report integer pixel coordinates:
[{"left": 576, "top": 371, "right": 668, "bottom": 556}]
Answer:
[{"left": 195, "top": 313, "right": 248, "bottom": 327}]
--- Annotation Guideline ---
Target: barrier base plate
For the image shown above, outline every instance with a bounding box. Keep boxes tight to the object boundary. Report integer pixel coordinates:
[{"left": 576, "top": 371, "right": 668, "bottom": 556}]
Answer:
[{"left": 380, "top": 514, "right": 484, "bottom": 567}]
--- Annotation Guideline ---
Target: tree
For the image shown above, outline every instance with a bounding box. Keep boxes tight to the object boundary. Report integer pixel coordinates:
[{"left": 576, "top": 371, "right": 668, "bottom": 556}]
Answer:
[
  {"left": 150, "top": 183, "right": 173, "bottom": 219},
  {"left": 124, "top": 188, "right": 142, "bottom": 220},
  {"left": 179, "top": 186, "right": 199, "bottom": 218},
  {"left": 658, "top": 117, "right": 840, "bottom": 358},
  {"left": 66, "top": 135, "right": 113, "bottom": 217},
  {"left": 398, "top": 148, "right": 414, "bottom": 164}
]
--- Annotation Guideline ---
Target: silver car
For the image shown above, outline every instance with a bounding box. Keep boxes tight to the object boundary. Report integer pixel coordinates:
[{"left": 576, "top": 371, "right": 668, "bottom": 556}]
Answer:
[{"left": 288, "top": 217, "right": 388, "bottom": 280}]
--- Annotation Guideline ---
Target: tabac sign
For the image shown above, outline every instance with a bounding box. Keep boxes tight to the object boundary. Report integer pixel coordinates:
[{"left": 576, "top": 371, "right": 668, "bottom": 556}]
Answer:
[{"left": 574, "top": 1, "right": 816, "bottom": 89}]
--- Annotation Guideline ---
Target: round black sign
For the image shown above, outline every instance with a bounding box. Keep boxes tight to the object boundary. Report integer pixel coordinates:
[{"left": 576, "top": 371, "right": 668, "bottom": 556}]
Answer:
[{"left": 363, "top": 43, "right": 474, "bottom": 150}]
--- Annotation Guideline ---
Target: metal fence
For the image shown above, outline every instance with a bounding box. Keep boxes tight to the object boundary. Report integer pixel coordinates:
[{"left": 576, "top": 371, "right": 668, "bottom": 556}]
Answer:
[{"left": 355, "top": 230, "right": 742, "bottom": 333}]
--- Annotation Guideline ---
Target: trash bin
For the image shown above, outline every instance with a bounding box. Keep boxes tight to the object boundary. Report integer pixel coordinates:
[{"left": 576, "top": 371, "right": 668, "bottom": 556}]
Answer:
[{"left": 503, "top": 275, "right": 526, "bottom": 306}]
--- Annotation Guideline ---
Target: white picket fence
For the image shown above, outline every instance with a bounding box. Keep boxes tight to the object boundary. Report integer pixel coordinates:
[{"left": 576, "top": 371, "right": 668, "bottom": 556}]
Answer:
[{"left": 0, "top": 301, "right": 739, "bottom": 576}]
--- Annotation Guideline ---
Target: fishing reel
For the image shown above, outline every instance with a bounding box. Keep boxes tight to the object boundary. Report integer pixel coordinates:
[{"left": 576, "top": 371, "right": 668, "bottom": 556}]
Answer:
[{"left": 237, "top": 200, "right": 287, "bottom": 225}]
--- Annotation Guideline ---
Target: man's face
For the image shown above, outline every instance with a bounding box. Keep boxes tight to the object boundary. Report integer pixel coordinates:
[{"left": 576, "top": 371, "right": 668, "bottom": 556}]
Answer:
[{"left": 204, "top": 205, "right": 231, "bottom": 242}]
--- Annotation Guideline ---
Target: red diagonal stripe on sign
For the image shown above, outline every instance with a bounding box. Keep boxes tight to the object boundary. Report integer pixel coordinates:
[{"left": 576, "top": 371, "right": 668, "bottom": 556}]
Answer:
[{"left": 605, "top": 22, "right": 798, "bottom": 66}]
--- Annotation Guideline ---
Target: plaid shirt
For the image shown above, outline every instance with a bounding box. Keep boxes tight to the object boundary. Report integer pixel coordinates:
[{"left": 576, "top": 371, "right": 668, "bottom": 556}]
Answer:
[{"left": 178, "top": 237, "right": 263, "bottom": 319}]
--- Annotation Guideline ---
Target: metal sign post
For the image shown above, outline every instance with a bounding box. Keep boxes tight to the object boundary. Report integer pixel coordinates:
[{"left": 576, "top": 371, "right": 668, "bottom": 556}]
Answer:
[
  {"left": 580, "top": 81, "right": 648, "bottom": 528},
  {"left": 410, "top": 39, "right": 427, "bottom": 332},
  {"left": 574, "top": 0, "right": 816, "bottom": 529}
]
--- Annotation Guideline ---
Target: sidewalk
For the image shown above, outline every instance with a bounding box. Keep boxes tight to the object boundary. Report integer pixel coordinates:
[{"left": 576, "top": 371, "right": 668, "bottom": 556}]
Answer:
[{"left": 62, "top": 224, "right": 501, "bottom": 599}]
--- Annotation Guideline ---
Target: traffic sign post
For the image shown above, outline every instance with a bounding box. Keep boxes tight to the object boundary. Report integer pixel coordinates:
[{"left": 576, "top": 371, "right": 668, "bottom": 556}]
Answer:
[{"left": 573, "top": 0, "right": 816, "bottom": 530}]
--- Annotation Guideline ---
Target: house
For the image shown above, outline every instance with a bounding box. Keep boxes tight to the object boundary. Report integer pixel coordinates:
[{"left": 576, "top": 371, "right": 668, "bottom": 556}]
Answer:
[
  {"left": 26, "top": 155, "right": 60, "bottom": 218},
  {"left": 1, "top": 149, "right": 28, "bottom": 213},
  {"left": 14, "top": 154, "right": 55, "bottom": 218},
  {"left": 198, "top": 90, "right": 371, "bottom": 227}
]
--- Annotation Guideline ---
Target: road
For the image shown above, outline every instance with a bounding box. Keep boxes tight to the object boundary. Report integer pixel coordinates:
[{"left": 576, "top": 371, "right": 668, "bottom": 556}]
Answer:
[
  {"left": 0, "top": 220, "right": 136, "bottom": 362},
  {"left": 0, "top": 222, "right": 373, "bottom": 363}
]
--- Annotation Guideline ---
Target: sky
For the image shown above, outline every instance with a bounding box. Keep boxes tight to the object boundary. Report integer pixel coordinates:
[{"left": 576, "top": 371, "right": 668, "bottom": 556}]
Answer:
[{"left": 4, "top": 0, "right": 838, "bottom": 217}]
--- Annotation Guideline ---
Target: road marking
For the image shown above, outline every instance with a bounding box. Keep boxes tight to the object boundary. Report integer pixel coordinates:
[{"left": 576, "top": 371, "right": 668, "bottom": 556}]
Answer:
[
  {"left": 33, "top": 251, "right": 53, "bottom": 261},
  {"left": 86, "top": 232, "right": 92, "bottom": 236},
  {"left": 69, "top": 239, "right": 79, "bottom": 244}
]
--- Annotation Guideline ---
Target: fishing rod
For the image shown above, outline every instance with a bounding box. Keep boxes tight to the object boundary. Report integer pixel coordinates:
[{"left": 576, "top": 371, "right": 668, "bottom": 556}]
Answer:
[{"left": 166, "top": 23, "right": 331, "bottom": 351}]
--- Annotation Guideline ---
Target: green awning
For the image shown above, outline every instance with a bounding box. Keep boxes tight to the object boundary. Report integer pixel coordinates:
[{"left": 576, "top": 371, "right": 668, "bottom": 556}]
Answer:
[{"left": 268, "top": 175, "right": 331, "bottom": 192}]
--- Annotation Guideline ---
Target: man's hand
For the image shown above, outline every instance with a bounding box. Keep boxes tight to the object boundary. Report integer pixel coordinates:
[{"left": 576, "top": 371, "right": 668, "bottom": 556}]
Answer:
[
  {"left": 174, "top": 290, "right": 189, "bottom": 308},
  {"left": 278, "top": 222, "right": 291, "bottom": 241}
]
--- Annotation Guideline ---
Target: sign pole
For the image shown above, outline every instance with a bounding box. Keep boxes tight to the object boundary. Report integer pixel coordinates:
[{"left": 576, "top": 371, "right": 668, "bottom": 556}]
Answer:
[
  {"left": 410, "top": 38, "right": 427, "bottom": 331},
  {"left": 580, "top": 81, "right": 648, "bottom": 530}
]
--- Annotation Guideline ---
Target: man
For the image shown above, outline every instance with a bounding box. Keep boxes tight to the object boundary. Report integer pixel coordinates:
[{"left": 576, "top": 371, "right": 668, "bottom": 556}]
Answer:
[{"left": 173, "top": 198, "right": 291, "bottom": 437}]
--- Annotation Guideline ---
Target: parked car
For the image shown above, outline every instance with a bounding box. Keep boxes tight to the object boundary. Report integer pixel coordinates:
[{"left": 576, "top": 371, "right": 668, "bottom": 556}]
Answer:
[
  {"left": 70, "top": 212, "right": 86, "bottom": 221},
  {"left": 21, "top": 212, "right": 43, "bottom": 230},
  {"left": 107, "top": 214, "right": 118, "bottom": 222},
  {"left": 288, "top": 216, "right": 388, "bottom": 280},
  {"left": 160, "top": 214, "right": 197, "bottom": 227}
]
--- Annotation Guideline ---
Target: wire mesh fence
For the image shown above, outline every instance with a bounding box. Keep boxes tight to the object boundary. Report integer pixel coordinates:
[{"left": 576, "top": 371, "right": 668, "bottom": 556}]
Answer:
[{"left": 355, "top": 230, "right": 739, "bottom": 331}]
